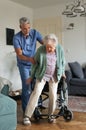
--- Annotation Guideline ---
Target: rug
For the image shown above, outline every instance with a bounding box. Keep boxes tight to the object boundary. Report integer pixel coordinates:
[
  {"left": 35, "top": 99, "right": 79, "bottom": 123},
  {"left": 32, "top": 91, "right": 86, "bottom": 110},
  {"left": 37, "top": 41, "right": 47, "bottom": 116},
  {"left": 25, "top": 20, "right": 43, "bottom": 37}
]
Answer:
[
  {"left": 43, "top": 96, "right": 86, "bottom": 112},
  {"left": 68, "top": 96, "right": 86, "bottom": 112}
]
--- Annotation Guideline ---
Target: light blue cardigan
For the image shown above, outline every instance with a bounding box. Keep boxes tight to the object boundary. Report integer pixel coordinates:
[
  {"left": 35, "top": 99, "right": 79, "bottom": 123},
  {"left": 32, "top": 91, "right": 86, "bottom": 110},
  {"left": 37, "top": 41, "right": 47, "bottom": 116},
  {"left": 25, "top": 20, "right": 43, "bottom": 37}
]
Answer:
[{"left": 31, "top": 44, "right": 66, "bottom": 81}]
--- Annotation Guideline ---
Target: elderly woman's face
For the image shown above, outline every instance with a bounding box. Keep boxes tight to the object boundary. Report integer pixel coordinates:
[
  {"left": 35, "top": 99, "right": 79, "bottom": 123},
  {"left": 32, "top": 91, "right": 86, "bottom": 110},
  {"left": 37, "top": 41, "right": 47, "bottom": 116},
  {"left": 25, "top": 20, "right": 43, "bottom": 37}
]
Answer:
[{"left": 46, "top": 40, "right": 56, "bottom": 53}]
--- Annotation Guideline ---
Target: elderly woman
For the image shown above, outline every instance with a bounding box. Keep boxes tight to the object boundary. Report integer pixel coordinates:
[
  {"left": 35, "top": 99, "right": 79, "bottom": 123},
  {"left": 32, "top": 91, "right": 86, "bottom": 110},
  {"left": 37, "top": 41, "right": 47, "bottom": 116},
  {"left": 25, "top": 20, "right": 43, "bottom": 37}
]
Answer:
[{"left": 23, "top": 34, "right": 66, "bottom": 125}]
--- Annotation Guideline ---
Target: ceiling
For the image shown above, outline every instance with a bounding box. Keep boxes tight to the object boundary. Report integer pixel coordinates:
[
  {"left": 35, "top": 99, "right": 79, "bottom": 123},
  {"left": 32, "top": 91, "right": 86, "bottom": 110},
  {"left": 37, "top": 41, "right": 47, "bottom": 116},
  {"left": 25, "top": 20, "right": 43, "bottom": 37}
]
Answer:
[{"left": 9, "top": 0, "right": 73, "bottom": 9}]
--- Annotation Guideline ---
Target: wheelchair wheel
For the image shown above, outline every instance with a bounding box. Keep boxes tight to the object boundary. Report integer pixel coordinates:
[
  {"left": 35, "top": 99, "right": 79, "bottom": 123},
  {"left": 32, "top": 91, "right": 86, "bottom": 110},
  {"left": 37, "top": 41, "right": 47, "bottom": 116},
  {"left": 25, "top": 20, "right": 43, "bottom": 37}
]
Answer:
[{"left": 63, "top": 107, "right": 73, "bottom": 121}]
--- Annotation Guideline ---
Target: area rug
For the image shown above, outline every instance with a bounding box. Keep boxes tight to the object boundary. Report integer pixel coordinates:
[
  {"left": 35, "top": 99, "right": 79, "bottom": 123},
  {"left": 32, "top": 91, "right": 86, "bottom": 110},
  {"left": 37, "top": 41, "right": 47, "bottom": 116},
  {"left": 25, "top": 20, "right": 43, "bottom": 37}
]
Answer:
[
  {"left": 43, "top": 96, "right": 86, "bottom": 113},
  {"left": 68, "top": 96, "right": 86, "bottom": 112}
]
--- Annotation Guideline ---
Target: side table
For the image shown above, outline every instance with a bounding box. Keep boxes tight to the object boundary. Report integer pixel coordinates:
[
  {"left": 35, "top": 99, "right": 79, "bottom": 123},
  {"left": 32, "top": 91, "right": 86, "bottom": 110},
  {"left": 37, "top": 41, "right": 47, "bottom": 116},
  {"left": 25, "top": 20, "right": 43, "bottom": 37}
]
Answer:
[{"left": 9, "top": 89, "right": 22, "bottom": 101}]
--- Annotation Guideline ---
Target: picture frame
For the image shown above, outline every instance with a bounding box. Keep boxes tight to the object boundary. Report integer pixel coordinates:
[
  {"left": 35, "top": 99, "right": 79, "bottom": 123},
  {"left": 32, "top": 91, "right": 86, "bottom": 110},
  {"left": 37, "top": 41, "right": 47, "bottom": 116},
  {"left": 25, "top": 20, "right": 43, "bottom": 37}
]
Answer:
[{"left": 6, "top": 28, "right": 15, "bottom": 45}]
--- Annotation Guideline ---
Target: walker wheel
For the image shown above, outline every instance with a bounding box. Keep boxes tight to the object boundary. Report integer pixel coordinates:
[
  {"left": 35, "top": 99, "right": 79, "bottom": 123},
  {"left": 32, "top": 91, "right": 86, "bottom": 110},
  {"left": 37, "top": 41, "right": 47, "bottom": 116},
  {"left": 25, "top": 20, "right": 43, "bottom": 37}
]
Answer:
[
  {"left": 34, "top": 108, "right": 41, "bottom": 121},
  {"left": 63, "top": 109, "right": 73, "bottom": 121},
  {"left": 34, "top": 116, "right": 40, "bottom": 121}
]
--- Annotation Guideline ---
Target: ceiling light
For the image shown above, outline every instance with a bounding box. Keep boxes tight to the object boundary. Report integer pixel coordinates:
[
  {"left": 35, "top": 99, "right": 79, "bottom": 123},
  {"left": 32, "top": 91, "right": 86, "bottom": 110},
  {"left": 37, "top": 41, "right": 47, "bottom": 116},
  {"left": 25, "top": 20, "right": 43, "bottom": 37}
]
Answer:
[
  {"left": 67, "top": 12, "right": 77, "bottom": 18},
  {"left": 62, "top": 0, "right": 86, "bottom": 17},
  {"left": 73, "top": 5, "right": 85, "bottom": 13}
]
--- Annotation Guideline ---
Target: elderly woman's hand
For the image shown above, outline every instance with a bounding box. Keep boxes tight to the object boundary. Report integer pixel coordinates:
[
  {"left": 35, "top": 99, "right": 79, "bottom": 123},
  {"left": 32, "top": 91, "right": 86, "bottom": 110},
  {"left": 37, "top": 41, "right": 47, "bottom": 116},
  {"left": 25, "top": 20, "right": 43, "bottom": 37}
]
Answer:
[{"left": 62, "top": 74, "right": 66, "bottom": 79}]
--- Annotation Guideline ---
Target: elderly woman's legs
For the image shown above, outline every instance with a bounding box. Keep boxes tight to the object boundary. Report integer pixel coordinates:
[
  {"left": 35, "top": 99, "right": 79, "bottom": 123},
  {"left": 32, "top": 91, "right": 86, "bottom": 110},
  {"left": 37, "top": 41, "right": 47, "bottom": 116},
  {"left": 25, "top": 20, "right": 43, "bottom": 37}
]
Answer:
[
  {"left": 48, "top": 80, "right": 58, "bottom": 116},
  {"left": 24, "top": 79, "right": 46, "bottom": 125}
]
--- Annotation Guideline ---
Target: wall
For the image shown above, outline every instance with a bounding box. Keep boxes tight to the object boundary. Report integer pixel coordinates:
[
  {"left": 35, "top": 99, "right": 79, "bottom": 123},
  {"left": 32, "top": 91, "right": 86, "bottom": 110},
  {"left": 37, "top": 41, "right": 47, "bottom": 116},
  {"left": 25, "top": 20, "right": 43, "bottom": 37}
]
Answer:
[
  {"left": 0, "top": 0, "right": 33, "bottom": 91},
  {"left": 33, "top": 4, "right": 86, "bottom": 67},
  {"left": 33, "top": 17, "right": 62, "bottom": 45},
  {"left": 63, "top": 16, "right": 86, "bottom": 66}
]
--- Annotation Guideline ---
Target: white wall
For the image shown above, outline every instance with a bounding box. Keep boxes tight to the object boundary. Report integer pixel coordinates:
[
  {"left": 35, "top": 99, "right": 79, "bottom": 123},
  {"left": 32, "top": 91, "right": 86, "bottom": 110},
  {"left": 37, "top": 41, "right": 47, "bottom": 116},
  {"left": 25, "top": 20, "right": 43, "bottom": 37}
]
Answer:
[
  {"left": 63, "top": 16, "right": 86, "bottom": 66},
  {"left": 0, "top": 0, "right": 33, "bottom": 91},
  {"left": 33, "top": 4, "right": 86, "bottom": 67}
]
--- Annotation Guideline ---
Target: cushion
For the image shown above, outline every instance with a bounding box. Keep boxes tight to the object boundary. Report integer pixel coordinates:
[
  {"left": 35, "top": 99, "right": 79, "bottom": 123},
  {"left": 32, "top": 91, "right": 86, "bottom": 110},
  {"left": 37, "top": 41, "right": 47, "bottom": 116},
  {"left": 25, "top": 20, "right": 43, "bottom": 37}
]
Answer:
[
  {"left": 70, "top": 78, "right": 86, "bottom": 86},
  {"left": 0, "top": 93, "right": 17, "bottom": 130},
  {"left": 0, "top": 93, "right": 17, "bottom": 116},
  {"left": 1, "top": 85, "right": 9, "bottom": 96},
  {"left": 68, "top": 61, "right": 84, "bottom": 79}
]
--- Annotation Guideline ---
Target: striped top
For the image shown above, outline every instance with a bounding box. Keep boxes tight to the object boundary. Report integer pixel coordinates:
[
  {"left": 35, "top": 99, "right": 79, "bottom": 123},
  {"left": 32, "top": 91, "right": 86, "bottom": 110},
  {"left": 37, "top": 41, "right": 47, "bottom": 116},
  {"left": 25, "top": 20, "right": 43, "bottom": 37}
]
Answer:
[{"left": 43, "top": 52, "right": 57, "bottom": 81}]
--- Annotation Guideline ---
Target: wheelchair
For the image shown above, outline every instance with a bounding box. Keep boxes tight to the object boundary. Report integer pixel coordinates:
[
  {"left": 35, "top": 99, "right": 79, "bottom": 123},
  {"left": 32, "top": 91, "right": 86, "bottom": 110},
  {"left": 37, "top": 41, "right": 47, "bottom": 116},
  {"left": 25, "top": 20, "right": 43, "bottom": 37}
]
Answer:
[{"left": 34, "top": 77, "right": 73, "bottom": 122}]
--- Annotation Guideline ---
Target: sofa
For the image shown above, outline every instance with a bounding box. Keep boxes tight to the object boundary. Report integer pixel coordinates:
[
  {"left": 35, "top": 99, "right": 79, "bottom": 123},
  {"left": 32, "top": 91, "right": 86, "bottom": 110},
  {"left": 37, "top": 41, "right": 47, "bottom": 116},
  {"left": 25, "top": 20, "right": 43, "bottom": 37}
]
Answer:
[
  {"left": 65, "top": 61, "right": 86, "bottom": 96},
  {"left": 0, "top": 83, "right": 17, "bottom": 130}
]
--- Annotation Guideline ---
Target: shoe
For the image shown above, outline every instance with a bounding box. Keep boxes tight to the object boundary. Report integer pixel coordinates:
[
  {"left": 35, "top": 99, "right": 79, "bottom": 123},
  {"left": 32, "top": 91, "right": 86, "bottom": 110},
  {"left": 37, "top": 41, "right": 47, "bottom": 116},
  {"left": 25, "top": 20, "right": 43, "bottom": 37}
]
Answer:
[{"left": 23, "top": 117, "right": 31, "bottom": 125}]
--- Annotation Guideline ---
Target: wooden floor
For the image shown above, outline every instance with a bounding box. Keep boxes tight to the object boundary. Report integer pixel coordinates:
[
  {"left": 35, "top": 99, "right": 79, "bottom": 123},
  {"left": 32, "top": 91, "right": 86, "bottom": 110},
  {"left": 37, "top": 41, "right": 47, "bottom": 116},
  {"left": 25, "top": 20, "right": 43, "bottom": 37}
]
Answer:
[{"left": 16, "top": 100, "right": 86, "bottom": 130}]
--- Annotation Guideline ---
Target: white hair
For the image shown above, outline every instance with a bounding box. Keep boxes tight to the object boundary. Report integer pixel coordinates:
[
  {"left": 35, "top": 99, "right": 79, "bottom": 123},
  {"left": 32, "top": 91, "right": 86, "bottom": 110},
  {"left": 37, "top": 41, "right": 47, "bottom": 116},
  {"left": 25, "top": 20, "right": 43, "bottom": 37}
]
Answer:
[
  {"left": 43, "top": 34, "right": 58, "bottom": 46},
  {"left": 19, "top": 17, "right": 30, "bottom": 25}
]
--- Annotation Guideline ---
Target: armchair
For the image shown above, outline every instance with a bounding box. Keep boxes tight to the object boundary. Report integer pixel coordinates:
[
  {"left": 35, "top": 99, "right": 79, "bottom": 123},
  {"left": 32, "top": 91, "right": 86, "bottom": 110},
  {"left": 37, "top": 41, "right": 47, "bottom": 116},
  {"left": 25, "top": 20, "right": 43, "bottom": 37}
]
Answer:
[
  {"left": 0, "top": 77, "right": 17, "bottom": 130},
  {"left": 65, "top": 61, "right": 86, "bottom": 96}
]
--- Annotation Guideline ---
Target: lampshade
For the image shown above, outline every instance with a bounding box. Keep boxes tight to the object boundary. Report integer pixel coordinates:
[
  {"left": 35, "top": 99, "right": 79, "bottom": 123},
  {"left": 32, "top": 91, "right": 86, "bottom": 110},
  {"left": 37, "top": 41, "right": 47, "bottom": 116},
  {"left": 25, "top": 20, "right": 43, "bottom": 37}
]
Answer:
[
  {"left": 66, "top": 12, "right": 77, "bottom": 18},
  {"left": 62, "top": 6, "right": 73, "bottom": 15},
  {"left": 73, "top": 5, "right": 85, "bottom": 13},
  {"left": 80, "top": 12, "right": 86, "bottom": 16},
  {"left": 62, "top": 10, "right": 73, "bottom": 15}
]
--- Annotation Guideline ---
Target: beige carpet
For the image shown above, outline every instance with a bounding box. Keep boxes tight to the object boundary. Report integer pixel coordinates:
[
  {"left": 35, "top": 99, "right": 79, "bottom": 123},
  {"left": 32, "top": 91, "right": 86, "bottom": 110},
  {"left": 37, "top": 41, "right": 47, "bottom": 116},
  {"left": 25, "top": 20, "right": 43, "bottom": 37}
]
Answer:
[
  {"left": 43, "top": 96, "right": 86, "bottom": 112},
  {"left": 68, "top": 96, "right": 86, "bottom": 112}
]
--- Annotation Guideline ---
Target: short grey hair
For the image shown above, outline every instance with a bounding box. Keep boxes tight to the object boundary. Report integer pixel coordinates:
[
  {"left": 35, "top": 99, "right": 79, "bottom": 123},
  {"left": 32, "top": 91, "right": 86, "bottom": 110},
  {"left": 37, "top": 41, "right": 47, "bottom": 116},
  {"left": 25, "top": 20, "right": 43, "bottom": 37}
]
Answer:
[
  {"left": 19, "top": 17, "right": 30, "bottom": 25},
  {"left": 43, "top": 34, "right": 58, "bottom": 46}
]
